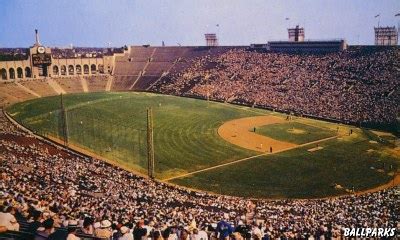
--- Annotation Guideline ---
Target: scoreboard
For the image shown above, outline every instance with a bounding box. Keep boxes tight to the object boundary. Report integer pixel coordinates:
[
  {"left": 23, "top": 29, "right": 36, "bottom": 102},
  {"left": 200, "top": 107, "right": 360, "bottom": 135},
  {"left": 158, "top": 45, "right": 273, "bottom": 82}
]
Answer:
[{"left": 32, "top": 54, "right": 52, "bottom": 66}]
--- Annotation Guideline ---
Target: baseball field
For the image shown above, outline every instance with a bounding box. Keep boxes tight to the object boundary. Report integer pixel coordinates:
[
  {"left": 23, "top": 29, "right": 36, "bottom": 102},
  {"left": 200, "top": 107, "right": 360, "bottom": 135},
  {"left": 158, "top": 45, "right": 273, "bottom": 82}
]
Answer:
[{"left": 6, "top": 92, "right": 400, "bottom": 198}]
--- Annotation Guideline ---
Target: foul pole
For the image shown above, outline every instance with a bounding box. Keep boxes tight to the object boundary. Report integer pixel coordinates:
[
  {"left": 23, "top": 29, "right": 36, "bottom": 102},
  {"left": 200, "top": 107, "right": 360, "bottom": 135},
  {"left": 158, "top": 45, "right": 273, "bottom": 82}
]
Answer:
[
  {"left": 147, "top": 107, "right": 155, "bottom": 178},
  {"left": 60, "top": 94, "right": 69, "bottom": 146}
]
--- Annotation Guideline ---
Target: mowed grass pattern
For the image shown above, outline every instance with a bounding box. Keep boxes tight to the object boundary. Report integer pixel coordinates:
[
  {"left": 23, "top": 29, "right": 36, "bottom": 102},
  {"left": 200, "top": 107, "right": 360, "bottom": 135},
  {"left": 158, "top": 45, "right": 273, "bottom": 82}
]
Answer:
[
  {"left": 7, "top": 92, "right": 399, "bottom": 198},
  {"left": 255, "top": 122, "right": 337, "bottom": 145},
  {"left": 8, "top": 92, "right": 262, "bottom": 178},
  {"left": 172, "top": 129, "right": 399, "bottom": 198}
]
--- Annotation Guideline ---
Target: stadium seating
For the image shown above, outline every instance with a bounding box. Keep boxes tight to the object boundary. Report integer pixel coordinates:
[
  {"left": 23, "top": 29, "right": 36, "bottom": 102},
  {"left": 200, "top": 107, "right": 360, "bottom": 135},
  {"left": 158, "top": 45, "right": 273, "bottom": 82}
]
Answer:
[
  {"left": 112, "top": 75, "right": 138, "bottom": 90},
  {"left": 85, "top": 75, "right": 108, "bottom": 92},
  {"left": 1, "top": 107, "right": 398, "bottom": 240},
  {"left": 113, "top": 62, "right": 146, "bottom": 76},
  {"left": 129, "top": 46, "right": 155, "bottom": 61},
  {"left": 18, "top": 79, "right": 58, "bottom": 97},
  {"left": 53, "top": 76, "right": 84, "bottom": 93},
  {"left": 132, "top": 76, "right": 160, "bottom": 90},
  {"left": 0, "top": 82, "right": 37, "bottom": 106},
  {"left": 0, "top": 46, "right": 398, "bottom": 126},
  {"left": 149, "top": 46, "right": 400, "bottom": 125}
]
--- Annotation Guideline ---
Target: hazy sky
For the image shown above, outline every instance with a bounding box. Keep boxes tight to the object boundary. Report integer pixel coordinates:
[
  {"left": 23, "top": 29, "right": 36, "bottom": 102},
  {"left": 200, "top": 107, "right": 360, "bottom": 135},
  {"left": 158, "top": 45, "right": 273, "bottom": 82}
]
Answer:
[{"left": 0, "top": 0, "right": 399, "bottom": 47}]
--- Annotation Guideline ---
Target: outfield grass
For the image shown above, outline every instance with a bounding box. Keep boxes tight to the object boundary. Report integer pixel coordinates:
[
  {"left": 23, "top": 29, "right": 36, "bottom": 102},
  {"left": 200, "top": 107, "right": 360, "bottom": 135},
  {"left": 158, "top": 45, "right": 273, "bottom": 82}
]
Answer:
[
  {"left": 172, "top": 129, "right": 399, "bottom": 198},
  {"left": 7, "top": 92, "right": 263, "bottom": 179},
  {"left": 254, "top": 122, "right": 337, "bottom": 144},
  {"left": 7, "top": 92, "right": 399, "bottom": 198}
]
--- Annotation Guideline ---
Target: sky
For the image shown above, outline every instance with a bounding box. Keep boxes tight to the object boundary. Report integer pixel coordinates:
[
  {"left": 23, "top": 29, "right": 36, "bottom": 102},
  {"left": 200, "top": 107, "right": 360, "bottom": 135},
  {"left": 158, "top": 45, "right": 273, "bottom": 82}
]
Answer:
[{"left": 0, "top": 0, "right": 399, "bottom": 47}]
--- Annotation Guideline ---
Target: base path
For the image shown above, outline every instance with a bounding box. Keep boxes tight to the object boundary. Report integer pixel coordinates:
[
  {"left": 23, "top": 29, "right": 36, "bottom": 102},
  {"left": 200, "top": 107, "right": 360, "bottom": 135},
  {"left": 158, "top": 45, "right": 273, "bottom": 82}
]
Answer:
[
  {"left": 218, "top": 115, "right": 297, "bottom": 152},
  {"left": 163, "top": 134, "right": 338, "bottom": 181},
  {"left": 164, "top": 115, "right": 338, "bottom": 181}
]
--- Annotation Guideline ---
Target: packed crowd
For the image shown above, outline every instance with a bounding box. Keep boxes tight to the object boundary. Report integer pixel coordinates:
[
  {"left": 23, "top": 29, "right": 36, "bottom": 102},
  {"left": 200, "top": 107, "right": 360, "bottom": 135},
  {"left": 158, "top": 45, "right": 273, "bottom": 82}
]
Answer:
[
  {"left": 0, "top": 48, "right": 29, "bottom": 61},
  {"left": 0, "top": 110, "right": 399, "bottom": 239},
  {"left": 153, "top": 47, "right": 400, "bottom": 125},
  {"left": 51, "top": 47, "right": 125, "bottom": 59}
]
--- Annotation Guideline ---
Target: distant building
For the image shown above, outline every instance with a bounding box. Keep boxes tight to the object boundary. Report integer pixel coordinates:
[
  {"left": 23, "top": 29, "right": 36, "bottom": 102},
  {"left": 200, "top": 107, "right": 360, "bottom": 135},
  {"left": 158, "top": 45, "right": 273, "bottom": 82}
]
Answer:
[
  {"left": 374, "top": 26, "right": 398, "bottom": 46},
  {"left": 0, "top": 30, "right": 116, "bottom": 80},
  {"left": 250, "top": 43, "right": 269, "bottom": 50},
  {"left": 268, "top": 40, "right": 347, "bottom": 53},
  {"left": 205, "top": 34, "right": 218, "bottom": 47},
  {"left": 267, "top": 25, "right": 347, "bottom": 53},
  {"left": 288, "top": 25, "right": 305, "bottom": 42}
]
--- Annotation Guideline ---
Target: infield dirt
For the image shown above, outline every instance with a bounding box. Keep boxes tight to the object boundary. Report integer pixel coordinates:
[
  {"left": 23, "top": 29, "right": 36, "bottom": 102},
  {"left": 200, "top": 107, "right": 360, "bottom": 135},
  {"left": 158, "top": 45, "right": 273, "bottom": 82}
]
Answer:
[{"left": 218, "top": 115, "right": 297, "bottom": 152}]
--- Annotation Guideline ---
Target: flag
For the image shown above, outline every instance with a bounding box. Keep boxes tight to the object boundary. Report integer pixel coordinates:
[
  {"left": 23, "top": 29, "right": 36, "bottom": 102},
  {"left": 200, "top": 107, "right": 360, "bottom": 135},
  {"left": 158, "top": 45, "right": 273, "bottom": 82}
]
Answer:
[
  {"left": 216, "top": 24, "right": 219, "bottom": 27},
  {"left": 374, "top": 14, "right": 380, "bottom": 18},
  {"left": 395, "top": 13, "right": 400, "bottom": 17},
  {"left": 285, "top": 18, "right": 290, "bottom": 20}
]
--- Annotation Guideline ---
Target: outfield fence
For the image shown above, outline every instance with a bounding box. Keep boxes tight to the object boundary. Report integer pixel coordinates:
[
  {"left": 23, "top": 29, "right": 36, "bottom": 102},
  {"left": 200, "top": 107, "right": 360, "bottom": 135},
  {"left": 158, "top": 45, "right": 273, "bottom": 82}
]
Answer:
[{"left": 20, "top": 106, "right": 148, "bottom": 171}]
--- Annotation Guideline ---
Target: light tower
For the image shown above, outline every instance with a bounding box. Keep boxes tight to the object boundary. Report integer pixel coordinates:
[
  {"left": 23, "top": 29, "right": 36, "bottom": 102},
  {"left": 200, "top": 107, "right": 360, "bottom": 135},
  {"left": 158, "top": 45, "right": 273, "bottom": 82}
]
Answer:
[
  {"left": 205, "top": 33, "right": 218, "bottom": 46},
  {"left": 374, "top": 26, "right": 398, "bottom": 45},
  {"left": 288, "top": 25, "right": 305, "bottom": 42}
]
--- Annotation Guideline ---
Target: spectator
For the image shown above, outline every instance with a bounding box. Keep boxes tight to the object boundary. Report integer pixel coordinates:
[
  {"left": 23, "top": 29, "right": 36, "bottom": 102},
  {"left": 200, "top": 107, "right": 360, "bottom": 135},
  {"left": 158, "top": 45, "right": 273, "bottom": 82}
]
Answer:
[
  {"left": 95, "top": 220, "right": 112, "bottom": 239},
  {"left": 34, "top": 218, "right": 54, "bottom": 240},
  {"left": 0, "top": 206, "right": 19, "bottom": 231},
  {"left": 66, "top": 220, "right": 80, "bottom": 240},
  {"left": 133, "top": 220, "right": 147, "bottom": 240}
]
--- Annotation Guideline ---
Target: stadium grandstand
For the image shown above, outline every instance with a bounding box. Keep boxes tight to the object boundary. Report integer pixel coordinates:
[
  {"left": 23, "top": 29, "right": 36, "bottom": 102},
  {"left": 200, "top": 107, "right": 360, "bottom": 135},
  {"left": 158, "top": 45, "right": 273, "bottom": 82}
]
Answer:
[
  {"left": 1, "top": 14, "right": 400, "bottom": 239},
  {"left": 1, "top": 31, "right": 398, "bottom": 130}
]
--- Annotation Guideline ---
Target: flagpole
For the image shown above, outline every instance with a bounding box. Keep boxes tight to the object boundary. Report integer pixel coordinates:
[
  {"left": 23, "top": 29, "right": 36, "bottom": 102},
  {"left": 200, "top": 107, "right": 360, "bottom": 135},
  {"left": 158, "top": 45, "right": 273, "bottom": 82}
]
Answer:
[
  {"left": 396, "top": 13, "right": 400, "bottom": 42},
  {"left": 378, "top": 15, "right": 380, "bottom": 28},
  {"left": 216, "top": 24, "right": 220, "bottom": 46},
  {"left": 374, "top": 14, "right": 381, "bottom": 28}
]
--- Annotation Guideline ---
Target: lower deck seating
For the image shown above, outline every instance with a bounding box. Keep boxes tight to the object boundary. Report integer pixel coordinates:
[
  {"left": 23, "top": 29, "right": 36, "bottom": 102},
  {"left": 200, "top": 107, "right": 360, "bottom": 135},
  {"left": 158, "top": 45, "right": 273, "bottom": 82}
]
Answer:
[
  {"left": 85, "top": 75, "right": 108, "bottom": 92},
  {"left": 0, "top": 219, "right": 102, "bottom": 240},
  {"left": 0, "top": 230, "right": 35, "bottom": 240},
  {"left": 111, "top": 76, "right": 137, "bottom": 91},
  {"left": 19, "top": 79, "right": 58, "bottom": 97},
  {"left": 53, "top": 77, "right": 84, "bottom": 93},
  {"left": 113, "top": 62, "right": 146, "bottom": 75},
  {"left": 0, "top": 82, "right": 37, "bottom": 106},
  {"left": 145, "top": 62, "right": 172, "bottom": 76},
  {"left": 133, "top": 76, "right": 160, "bottom": 90}
]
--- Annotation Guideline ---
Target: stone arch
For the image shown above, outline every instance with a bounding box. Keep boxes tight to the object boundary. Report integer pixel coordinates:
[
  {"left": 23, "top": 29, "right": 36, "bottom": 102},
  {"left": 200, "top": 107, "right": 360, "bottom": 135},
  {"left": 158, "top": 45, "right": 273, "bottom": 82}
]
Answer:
[
  {"left": 60, "top": 65, "right": 66, "bottom": 76},
  {"left": 17, "top": 67, "right": 23, "bottom": 78},
  {"left": 90, "top": 64, "right": 97, "bottom": 74},
  {"left": 0, "top": 68, "right": 7, "bottom": 80},
  {"left": 83, "top": 64, "right": 89, "bottom": 74},
  {"left": 25, "top": 67, "right": 31, "bottom": 78},
  {"left": 68, "top": 65, "right": 74, "bottom": 75},
  {"left": 76, "top": 65, "right": 82, "bottom": 75},
  {"left": 98, "top": 64, "right": 104, "bottom": 74},
  {"left": 53, "top": 66, "right": 59, "bottom": 76},
  {"left": 9, "top": 68, "right": 15, "bottom": 79}
]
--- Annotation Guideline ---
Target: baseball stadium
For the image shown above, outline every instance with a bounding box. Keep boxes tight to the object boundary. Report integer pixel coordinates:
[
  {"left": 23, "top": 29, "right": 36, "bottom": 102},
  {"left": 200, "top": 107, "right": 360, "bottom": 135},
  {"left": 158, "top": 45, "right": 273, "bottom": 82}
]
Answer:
[{"left": 1, "top": 1, "right": 400, "bottom": 239}]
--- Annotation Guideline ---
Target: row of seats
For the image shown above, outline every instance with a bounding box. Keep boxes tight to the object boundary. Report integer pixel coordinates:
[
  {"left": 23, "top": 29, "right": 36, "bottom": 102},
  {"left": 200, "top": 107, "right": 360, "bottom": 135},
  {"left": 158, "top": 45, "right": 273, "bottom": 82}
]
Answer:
[{"left": 0, "top": 219, "right": 100, "bottom": 240}]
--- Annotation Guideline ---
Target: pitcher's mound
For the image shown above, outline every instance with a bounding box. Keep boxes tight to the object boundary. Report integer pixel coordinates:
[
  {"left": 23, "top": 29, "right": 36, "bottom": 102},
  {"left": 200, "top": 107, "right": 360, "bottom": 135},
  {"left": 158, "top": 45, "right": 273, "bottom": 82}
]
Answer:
[{"left": 287, "top": 128, "right": 306, "bottom": 134}]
